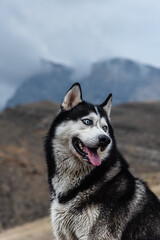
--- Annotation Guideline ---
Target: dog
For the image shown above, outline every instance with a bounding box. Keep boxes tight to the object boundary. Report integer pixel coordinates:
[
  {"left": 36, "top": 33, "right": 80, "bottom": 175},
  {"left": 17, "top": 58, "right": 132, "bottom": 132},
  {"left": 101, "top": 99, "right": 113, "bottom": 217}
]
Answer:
[{"left": 45, "top": 83, "right": 160, "bottom": 240}]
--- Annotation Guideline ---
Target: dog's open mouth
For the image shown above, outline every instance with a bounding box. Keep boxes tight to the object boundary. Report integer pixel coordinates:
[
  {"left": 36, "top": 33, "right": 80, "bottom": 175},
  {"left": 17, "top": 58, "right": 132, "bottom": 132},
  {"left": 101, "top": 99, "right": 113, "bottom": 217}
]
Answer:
[{"left": 72, "top": 137, "right": 101, "bottom": 166}]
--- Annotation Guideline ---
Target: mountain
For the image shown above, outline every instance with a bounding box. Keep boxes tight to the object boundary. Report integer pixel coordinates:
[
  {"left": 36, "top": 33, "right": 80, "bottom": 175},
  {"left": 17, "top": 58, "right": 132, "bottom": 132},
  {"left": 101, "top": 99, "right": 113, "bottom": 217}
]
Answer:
[
  {"left": 7, "top": 62, "right": 73, "bottom": 107},
  {"left": 0, "top": 101, "right": 160, "bottom": 231},
  {"left": 6, "top": 58, "right": 160, "bottom": 107},
  {"left": 82, "top": 58, "right": 160, "bottom": 104}
]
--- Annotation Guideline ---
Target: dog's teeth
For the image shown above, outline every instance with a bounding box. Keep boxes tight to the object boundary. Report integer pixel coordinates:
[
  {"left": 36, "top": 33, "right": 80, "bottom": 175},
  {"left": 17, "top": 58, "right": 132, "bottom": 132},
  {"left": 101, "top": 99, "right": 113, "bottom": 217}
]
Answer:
[{"left": 79, "top": 142, "right": 83, "bottom": 149}]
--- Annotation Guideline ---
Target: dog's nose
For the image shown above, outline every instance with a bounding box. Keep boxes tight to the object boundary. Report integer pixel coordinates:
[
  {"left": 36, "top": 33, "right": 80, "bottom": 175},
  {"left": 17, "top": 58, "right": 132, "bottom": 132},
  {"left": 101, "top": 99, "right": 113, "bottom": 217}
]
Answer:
[{"left": 99, "top": 135, "right": 111, "bottom": 146}]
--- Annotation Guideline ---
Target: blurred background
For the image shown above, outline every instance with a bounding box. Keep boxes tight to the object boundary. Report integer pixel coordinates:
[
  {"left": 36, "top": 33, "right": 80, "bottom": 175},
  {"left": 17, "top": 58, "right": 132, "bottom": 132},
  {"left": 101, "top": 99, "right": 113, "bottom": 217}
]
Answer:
[{"left": 0, "top": 1, "right": 160, "bottom": 239}]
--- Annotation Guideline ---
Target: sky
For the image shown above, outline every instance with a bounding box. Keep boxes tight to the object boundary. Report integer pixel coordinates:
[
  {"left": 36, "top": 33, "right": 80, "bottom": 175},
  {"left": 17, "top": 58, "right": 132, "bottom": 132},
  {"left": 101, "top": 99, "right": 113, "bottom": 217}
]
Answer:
[{"left": 0, "top": 0, "right": 160, "bottom": 109}]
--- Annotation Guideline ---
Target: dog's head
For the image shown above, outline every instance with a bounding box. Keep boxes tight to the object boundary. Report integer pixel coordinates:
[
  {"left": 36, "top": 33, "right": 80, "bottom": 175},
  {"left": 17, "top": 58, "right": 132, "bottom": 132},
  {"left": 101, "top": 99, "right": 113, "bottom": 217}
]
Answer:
[{"left": 52, "top": 83, "right": 114, "bottom": 167}]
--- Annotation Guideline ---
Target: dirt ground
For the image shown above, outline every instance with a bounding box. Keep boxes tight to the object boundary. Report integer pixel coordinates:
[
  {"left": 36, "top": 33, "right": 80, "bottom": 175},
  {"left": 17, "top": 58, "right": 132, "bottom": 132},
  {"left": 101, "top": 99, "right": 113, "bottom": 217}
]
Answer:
[{"left": 0, "top": 217, "right": 53, "bottom": 240}]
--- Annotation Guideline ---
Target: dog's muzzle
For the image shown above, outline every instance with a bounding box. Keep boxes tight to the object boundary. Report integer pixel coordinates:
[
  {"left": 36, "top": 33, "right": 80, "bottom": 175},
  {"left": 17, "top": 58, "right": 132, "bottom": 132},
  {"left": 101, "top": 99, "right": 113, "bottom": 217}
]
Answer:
[
  {"left": 72, "top": 135, "right": 111, "bottom": 167},
  {"left": 98, "top": 135, "right": 111, "bottom": 149}
]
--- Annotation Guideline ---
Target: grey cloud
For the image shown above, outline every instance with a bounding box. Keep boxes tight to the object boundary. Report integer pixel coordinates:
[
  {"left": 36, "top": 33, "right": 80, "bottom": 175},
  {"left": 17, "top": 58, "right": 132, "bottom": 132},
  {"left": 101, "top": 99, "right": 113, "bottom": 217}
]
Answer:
[{"left": 0, "top": 0, "right": 160, "bottom": 109}]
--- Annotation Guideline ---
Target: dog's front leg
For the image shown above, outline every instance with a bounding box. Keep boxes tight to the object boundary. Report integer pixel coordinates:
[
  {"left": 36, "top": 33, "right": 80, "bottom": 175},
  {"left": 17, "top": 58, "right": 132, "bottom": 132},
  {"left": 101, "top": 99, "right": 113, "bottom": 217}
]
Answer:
[
  {"left": 54, "top": 232, "right": 67, "bottom": 240},
  {"left": 78, "top": 236, "right": 88, "bottom": 240},
  {"left": 54, "top": 231, "right": 78, "bottom": 240}
]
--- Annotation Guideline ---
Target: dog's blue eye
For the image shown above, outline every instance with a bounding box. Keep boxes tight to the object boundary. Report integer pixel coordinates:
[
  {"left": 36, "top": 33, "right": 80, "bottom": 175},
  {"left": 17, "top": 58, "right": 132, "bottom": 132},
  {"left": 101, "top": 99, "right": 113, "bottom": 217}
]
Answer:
[
  {"left": 103, "top": 126, "right": 108, "bottom": 132},
  {"left": 82, "top": 119, "right": 93, "bottom": 125}
]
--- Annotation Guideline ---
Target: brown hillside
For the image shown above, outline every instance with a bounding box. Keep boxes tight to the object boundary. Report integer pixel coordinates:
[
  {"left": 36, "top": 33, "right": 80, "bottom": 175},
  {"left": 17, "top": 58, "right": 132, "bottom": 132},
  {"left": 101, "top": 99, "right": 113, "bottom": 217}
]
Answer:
[{"left": 0, "top": 101, "right": 160, "bottom": 231}]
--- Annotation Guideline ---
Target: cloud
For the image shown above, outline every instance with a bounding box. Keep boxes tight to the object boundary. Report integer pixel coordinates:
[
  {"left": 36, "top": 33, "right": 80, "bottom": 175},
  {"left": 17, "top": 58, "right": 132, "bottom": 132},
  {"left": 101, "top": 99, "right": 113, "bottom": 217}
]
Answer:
[
  {"left": 0, "top": 82, "right": 16, "bottom": 110},
  {"left": 0, "top": 0, "right": 160, "bottom": 109}
]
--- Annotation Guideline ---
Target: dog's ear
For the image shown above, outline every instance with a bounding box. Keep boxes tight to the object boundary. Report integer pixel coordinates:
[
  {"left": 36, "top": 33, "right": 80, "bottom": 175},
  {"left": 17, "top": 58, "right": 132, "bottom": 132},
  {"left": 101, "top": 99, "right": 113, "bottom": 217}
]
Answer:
[
  {"left": 101, "top": 93, "right": 112, "bottom": 119},
  {"left": 61, "top": 83, "right": 82, "bottom": 111}
]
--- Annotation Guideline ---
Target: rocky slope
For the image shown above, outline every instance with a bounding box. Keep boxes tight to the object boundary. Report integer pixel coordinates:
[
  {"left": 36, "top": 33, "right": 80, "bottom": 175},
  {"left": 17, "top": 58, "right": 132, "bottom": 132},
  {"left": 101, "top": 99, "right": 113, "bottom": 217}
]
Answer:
[
  {"left": 0, "top": 101, "right": 59, "bottom": 231},
  {"left": 0, "top": 101, "right": 160, "bottom": 231}
]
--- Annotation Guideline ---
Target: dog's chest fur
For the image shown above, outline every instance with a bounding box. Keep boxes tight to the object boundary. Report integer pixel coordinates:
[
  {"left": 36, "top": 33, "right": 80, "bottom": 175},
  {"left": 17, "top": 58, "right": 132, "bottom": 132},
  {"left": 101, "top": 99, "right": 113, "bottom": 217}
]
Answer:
[
  {"left": 51, "top": 198, "right": 100, "bottom": 240},
  {"left": 50, "top": 147, "right": 100, "bottom": 239}
]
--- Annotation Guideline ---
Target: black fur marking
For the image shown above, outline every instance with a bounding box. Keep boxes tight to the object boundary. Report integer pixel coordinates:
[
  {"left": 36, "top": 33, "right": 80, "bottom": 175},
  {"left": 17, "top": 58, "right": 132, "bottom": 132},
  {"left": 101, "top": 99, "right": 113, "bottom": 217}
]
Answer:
[
  {"left": 88, "top": 172, "right": 137, "bottom": 238},
  {"left": 58, "top": 155, "right": 116, "bottom": 204},
  {"left": 90, "top": 169, "right": 135, "bottom": 205},
  {"left": 96, "top": 104, "right": 108, "bottom": 119},
  {"left": 75, "top": 156, "right": 133, "bottom": 211},
  {"left": 44, "top": 126, "right": 56, "bottom": 195},
  {"left": 58, "top": 149, "right": 129, "bottom": 204},
  {"left": 121, "top": 188, "right": 160, "bottom": 240},
  {"left": 100, "top": 93, "right": 112, "bottom": 108}
]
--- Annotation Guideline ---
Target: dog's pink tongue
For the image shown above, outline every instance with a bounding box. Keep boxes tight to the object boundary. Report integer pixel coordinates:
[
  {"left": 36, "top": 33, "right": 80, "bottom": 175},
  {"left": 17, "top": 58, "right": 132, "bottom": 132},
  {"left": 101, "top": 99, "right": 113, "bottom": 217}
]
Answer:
[{"left": 83, "top": 146, "right": 101, "bottom": 166}]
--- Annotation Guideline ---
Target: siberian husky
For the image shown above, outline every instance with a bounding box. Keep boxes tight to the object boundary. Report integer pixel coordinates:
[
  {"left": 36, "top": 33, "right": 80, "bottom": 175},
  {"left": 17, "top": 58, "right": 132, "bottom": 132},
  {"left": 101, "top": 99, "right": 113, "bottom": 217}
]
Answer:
[{"left": 45, "top": 83, "right": 160, "bottom": 240}]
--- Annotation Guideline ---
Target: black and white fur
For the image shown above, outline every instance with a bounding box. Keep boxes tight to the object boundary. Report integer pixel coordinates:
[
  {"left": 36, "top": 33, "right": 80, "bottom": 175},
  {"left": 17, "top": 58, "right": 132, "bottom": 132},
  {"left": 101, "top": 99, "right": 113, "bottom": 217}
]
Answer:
[{"left": 45, "top": 83, "right": 160, "bottom": 240}]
